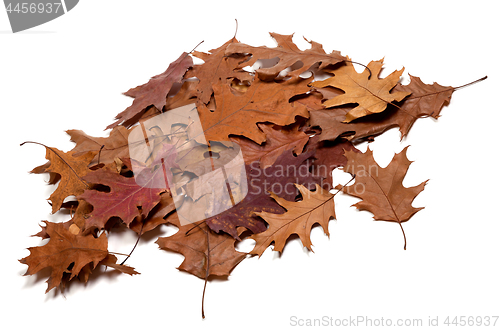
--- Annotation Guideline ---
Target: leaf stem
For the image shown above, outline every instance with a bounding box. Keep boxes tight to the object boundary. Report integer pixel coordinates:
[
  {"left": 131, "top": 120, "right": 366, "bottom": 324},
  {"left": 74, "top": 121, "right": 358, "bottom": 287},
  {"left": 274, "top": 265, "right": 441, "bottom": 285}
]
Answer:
[
  {"left": 97, "top": 145, "right": 104, "bottom": 165},
  {"left": 202, "top": 225, "right": 210, "bottom": 319},
  {"left": 189, "top": 40, "right": 204, "bottom": 55},
  {"left": 452, "top": 75, "right": 487, "bottom": 90},
  {"left": 333, "top": 174, "right": 355, "bottom": 197},
  {"left": 233, "top": 19, "right": 238, "bottom": 40},
  {"left": 120, "top": 220, "right": 144, "bottom": 265},
  {"left": 398, "top": 221, "right": 407, "bottom": 250},
  {"left": 345, "top": 60, "right": 372, "bottom": 79}
]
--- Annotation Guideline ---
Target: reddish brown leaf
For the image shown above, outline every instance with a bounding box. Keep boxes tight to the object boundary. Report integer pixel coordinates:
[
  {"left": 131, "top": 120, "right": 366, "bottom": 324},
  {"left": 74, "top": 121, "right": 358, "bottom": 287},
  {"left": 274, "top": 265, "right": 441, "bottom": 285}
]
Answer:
[
  {"left": 185, "top": 37, "right": 253, "bottom": 104},
  {"left": 107, "top": 52, "right": 193, "bottom": 129},
  {"left": 335, "top": 146, "right": 427, "bottom": 249},
  {"left": 305, "top": 136, "right": 360, "bottom": 189},
  {"left": 205, "top": 149, "right": 322, "bottom": 239},
  {"left": 79, "top": 168, "right": 166, "bottom": 230}
]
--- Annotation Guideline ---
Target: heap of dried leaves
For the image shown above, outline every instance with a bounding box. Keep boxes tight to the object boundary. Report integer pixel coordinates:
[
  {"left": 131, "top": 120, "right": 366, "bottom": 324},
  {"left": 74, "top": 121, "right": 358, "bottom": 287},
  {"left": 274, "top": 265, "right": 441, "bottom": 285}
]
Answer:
[{"left": 20, "top": 31, "right": 485, "bottom": 317}]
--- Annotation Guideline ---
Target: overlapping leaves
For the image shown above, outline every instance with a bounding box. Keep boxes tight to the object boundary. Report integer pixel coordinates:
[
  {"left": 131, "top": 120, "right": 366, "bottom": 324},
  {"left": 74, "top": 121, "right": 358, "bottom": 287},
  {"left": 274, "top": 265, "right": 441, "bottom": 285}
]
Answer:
[{"left": 20, "top": 31, "right": 483, "bottom": 317}]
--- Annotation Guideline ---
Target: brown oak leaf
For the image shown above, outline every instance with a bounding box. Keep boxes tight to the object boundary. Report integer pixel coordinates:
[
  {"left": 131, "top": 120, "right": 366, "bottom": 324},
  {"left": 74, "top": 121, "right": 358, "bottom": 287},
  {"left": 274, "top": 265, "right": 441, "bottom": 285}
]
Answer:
[
  {"left": 309, "top": 75, "right": 456, "bottom": 142},
  {"left": 335, "top": 146, "right": 427, "bottom": 250},
  {"left": 198, "top": 76, "right": 310, "bottom": 144},
  {"left": 20, "top": 221, "right": 109, "bottom": 293},
  {"left": 107, "top": 52, "right": 193, "bottom": 129},
  {"left": 185, "top": 37, "right": 253, "bottom": 104},
  {"left": 251, "top": 183, "right": 336, "bottom": 256},
  {"left": 226, "top": 33, "right": 345, "bottom": 81},
  {"left": 311, "top": 58, "right": 410, "bottom": 122},
  {"left": 26, "top": 144, "right": 97, "bottom": 213},
  {"left": 67, "top": 126, "right": 131, "bottom": 166},
  {"left": 156, "top": 217, "right": 246, "bottom": 279}
]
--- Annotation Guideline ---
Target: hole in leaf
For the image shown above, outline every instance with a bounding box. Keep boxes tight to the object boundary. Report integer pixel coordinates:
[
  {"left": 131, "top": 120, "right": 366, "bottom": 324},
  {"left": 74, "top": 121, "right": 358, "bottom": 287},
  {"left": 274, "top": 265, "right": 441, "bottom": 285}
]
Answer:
[
  {"left": 253, "top": 57, "right": 280, "bottom": 70},
  {"left": 203, "top": 151, "right": 220, "bottom": 159}
]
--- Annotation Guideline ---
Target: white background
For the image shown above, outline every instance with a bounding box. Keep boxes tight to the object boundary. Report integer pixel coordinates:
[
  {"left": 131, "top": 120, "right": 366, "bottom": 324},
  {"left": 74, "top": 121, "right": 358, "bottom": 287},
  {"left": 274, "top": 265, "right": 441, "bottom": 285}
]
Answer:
[{"left": 1, "top": 1, "right": 498, "bottom": 329}]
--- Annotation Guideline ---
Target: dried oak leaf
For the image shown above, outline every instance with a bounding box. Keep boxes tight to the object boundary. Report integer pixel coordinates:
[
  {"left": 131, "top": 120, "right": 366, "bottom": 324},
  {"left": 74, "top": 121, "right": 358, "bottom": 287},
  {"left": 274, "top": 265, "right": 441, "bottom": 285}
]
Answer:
[
  {"left": 389, "top": 74, "right": 455, "bottom": 134},
  {"left": 198, "top": 76, "right": 310, "bottom": 144},
  {"left": 251, "top": 183, "right": 335, "bottom": 256},
  {"left": 311, "top": 58, "right": 410, "bottom": 122},
  {"left": 205, "top": 149, "right": 322, "bottom": 239},
  {"left": 28, "top": 145, "right": 97, "bottom": 214},
  {"left": 79, "top": 168, "right": 166, "bottom": 230},
  {"left": 67, "top": 126, "right": 131, "bottom": 166},
  {"left": 230, "top": 122, "right": 309, "bottom": 169},
  {"left": 120, "top": 80, "right": 200, "bottom": 129},
  {"left": 185, "top": 37, "right": 253, "bottom": 104},
  {"left": 32, "top": 219, "right": 75, "bottom": 239},
  {"left": 309, "top": 75, "right": 456, "bottom": 142},
  {"left": 156, "top": 216, "right": 246, "bottom": 279},
  {"left": 335, "top": 146, "right": 427, "bottom": 249},
  {"left": 225, "top": 32, "right": 345, "bottom": 81},
  {"left": 107, "top": 52, "right": 193, "bottom": 129},
  {"left": 20, "top": 221, "right": 108, "bottom": 293}
]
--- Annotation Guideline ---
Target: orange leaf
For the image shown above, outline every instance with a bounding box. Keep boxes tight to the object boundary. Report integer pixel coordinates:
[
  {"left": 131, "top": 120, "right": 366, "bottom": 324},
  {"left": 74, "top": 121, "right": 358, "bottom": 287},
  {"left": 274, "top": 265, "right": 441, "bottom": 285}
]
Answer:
[
  {"left": 312, "top": 58, "right": 410, "bottom": 122},
  {"left": 28, "top": 144, "right": 96, "bottom": 213}
]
